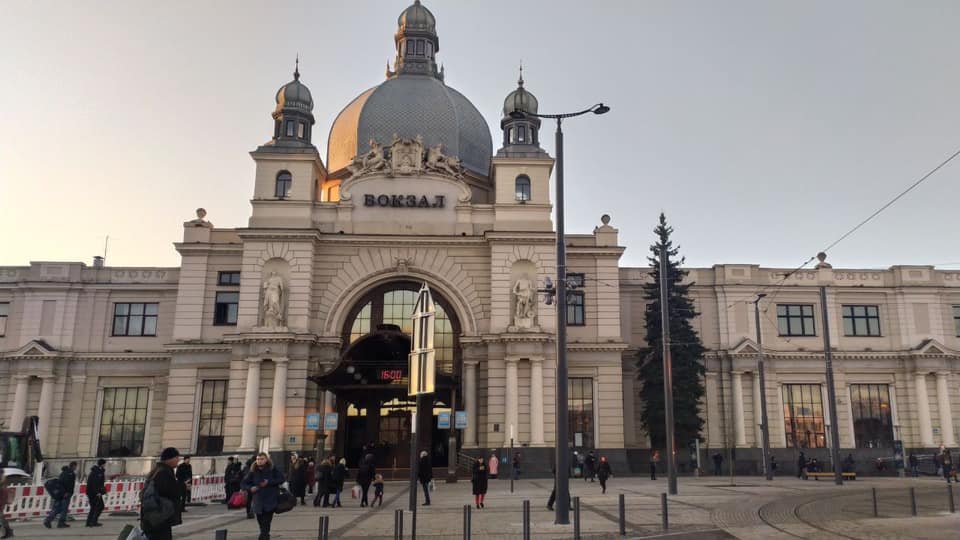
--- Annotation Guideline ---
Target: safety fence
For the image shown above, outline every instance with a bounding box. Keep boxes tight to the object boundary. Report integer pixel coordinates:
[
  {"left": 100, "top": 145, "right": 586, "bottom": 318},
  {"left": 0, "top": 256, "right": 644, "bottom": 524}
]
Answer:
[{"left": 2, "top": 475, "right": 225, "bottom": 520}]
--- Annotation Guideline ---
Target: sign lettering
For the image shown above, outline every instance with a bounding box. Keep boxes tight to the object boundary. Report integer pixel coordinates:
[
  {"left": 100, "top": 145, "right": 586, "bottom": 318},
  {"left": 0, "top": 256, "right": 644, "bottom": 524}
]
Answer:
[{"left": 363, "top": 194, "right": 446, "bottom": 208}]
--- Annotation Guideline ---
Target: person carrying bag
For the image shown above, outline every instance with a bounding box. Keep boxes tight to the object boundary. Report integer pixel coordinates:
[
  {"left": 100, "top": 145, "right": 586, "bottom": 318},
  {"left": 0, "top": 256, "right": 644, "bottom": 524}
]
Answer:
[{"left": 241, "top": 452, "right": 286, "bottom": 540}]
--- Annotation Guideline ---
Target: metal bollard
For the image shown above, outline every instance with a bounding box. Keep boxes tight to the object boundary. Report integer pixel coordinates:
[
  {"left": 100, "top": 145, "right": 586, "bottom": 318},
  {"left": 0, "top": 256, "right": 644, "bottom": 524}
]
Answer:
[
  {"left": 394, "top": 509, "right": 404, "bottom": 540},
  {"left": 463, "top": 504, "right": 472, "bottom": 540},
  {"left": 214, "top": 530, "right": 227, "bottom": 540},
  {"left": 872, "top": 487, "right": 878, "bottom": 517},
  {"left": 661, "top": 492, "right": 669, "bottom": 530},
  {"left": 411, "top": 508, "right": 417, "bottom": 540},
  {"left": 522, "top": 499, "right": 531, "bottom": 540},
  {"left": 573, "top": 496, "right": 581, "bottom": 540},
  {"left": 949, "top": 485, "right": 956, "bottom": 514},
  {"left": 317, "top": 515, "right": 330, "bottom": 540},
  {"left": 910, "top": 487, "right": 917, "bottom": 516},
  {"left": 619, "top": 493, "right": 626, "bottom": 536}
]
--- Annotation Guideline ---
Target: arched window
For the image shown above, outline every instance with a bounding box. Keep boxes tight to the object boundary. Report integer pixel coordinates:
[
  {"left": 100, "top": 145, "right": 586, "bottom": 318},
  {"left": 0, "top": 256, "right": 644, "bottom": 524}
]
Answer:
[
  {"left": 275, "top": 171, "right": 292, "bottom": 198},
  {"left": 515, "top": 175, "right": 531, "bottom": 202}
]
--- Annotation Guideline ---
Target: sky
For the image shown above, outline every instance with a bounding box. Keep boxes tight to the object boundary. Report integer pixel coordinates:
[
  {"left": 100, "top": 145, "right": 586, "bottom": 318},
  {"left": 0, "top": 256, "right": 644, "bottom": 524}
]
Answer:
[{"left": 1, "top": 0, "right": 959, "bottom": 270}]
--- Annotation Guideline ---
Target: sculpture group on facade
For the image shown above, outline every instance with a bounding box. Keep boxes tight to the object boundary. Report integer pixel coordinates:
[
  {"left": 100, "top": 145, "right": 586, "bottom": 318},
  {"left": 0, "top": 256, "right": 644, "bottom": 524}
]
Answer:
[{"left": 347, "top": 134, "right": 463, "bottom": 179}]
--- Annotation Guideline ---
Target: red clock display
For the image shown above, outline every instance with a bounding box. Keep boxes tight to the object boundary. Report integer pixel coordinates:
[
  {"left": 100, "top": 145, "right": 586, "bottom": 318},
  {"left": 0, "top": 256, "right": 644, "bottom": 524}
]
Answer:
[{"left": 379, "top": 369, "right": 404, "bottom": 381}]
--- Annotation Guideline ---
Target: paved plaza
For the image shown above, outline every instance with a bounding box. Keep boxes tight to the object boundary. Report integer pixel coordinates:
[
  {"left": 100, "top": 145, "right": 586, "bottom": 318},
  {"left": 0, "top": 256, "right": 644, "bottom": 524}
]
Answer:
[{"left": 5, "top": 475, "right": 960, "bottom": 539}]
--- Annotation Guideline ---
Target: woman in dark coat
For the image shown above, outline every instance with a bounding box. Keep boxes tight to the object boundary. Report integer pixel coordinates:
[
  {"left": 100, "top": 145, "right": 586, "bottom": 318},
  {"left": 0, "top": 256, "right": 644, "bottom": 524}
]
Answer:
[
  {"left": 289, "top": 456, "right": 307, "bottom": 505},
  {"left": 471, "top": 457, "right": 488, "bottom": 509},
  {"left": 597, "top": 456, "right": 613, "bottom": 494},
  {"left": 356, "top": 454, "right": 376, "bottom": 507},
  {"left": 332, "top": 458, "right": 348, "bottom": 507},
  {"left": 306, "top": 458, "right": 316, "bottom": 494},
  {"left": 241, "top": 452, "right": 286, "bottom": 540}
]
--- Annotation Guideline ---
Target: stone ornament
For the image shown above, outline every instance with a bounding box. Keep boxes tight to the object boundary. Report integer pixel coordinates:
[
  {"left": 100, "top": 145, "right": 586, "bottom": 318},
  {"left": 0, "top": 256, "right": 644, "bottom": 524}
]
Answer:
[
  {"left": 424, "top": 144, "right": 462, "bottom": 178},
  {"left": 185, "top": 207, "right": 213, "bottom": 228},
  {"left": 346, "top": 134, "right": 463, "bottom": 180},
  {"left": 511, "top": 273, "right": 536, "bottom": 329},
  {"left": 346, "top": 139, "right": 388, "bottom": 177},
  {"left": 261, "top": 271, "right": 286, "bottom": 328}
]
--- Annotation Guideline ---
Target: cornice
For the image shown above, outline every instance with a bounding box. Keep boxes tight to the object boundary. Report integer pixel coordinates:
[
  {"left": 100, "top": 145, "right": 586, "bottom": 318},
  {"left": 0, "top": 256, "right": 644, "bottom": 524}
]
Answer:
[
  {"left": 482, "top": 332, "right": 555, "bottom": 344},
  {"left": 222, "top": 331, "right": 319, "bottom": 345},
  {"left": 568, "top": 341, "right": 630, "bottom": 353}
]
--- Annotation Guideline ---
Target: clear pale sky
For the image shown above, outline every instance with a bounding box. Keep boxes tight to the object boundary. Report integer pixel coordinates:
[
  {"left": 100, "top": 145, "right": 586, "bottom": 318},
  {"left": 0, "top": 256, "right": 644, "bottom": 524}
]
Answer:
[{"left": 2, "top": 1, "right": 958, "bottom": 270}]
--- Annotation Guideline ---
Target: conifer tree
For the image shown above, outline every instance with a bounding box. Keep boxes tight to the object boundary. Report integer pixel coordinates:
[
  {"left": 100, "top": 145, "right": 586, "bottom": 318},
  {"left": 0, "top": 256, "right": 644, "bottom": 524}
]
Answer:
[{"left": 636, "top": 213, "right": 706, "bottom": 450}]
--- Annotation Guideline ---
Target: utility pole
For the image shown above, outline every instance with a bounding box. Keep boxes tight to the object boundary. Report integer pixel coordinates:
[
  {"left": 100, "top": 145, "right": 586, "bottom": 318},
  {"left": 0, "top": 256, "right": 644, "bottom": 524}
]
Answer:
[
  {"left": 659, "top": 245, "right": 677, "bottom": 495},
  {"left": 819, "top": 286, "right": 843, "bottom": 486},
  {"left": 753, "top": 294, "right": 773, "bottom": 481}
]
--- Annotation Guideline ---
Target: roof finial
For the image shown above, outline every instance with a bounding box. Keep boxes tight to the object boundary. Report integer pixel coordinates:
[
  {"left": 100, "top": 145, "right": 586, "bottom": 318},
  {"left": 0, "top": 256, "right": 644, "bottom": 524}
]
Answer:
[
  {"left": 294, "top": 54, "right": 300, "bottom": 80},
  {"left": 518, "top": 61, "right": 524, "bottom": 87}
]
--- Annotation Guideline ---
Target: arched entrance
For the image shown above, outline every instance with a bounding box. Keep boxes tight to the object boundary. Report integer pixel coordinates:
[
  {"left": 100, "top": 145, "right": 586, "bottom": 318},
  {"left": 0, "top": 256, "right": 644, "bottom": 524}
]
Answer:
[{"left": 310, "top": 281, "right": 462, "bottom": 470}]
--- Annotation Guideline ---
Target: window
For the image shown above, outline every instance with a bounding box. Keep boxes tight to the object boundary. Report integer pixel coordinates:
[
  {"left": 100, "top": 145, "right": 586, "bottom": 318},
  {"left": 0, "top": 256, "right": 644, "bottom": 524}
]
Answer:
[
  {"left": 196, "top": 380, "right": 227, "bottom": 455},
  {"left": 217, "top": 271, "right": 241, "bottom": 286},
  {"left": 416, "top": 39, "right": 424, "bottom": 55},
  {"left": 566, "top": 273, "right": 585, "bottom": 326},
  {"left": 954, "top": 306, "right": 960, "bottom": 337},
  {"left": 0, "top": 302, "right": 8, "bottom": 336},
  {"left": 518, "top": 125, "right": 526, "bottom": 143},
  {"left": 214, "top": 292, "right": 239, "bottom": 326},
  {"left": 569, "top": 377, "right": 594, "bottom": 448},
  {"left": 782, "top": 384, "right": 825, "bottom": 448},
  {"left": 275, "top": 171, "right": 292, "bottom": 198},
  {"left": 849, "top": 384, "right": 894, "bottom": 449},
  {"left": 98, "top": 387, "right": 149, "bottom": 457},
  {"left": 777, "top": 304, "right": 816, "bottom": 336},
  {"left": 112, "top": 303, "right": 158, "bottom": 336},
  {"left": 285, "top": 120, "right": 294, "bottom": 137},
  {"left": 297, "top": 121, "right": 305, "bottom": 139},
  {"left": 842, "top": 305, "right": 881, "bottom": 336},
  {"left": 515, "top": 175, "right": 531, "bottom": 202}
]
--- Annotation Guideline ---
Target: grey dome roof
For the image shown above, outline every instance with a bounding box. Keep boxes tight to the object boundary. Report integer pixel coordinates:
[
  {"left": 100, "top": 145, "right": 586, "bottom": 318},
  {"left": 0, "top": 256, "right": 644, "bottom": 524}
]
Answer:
[
  {"left": 327, "top": 75, "right": 493, "bottom": 177},
  {"left": 275, "top": 76, "right": 313, "bottom": 114},
  {"left": 503, "top": 84, "right": 538, "bottom": 116},
  {"left": 398, "top": 0, "right": 436, "bottom": 32}
]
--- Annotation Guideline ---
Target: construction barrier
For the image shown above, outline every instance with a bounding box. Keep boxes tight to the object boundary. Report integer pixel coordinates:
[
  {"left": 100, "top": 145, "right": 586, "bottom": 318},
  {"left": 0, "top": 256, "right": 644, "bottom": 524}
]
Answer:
[{"left": 2, "top": 475, "right": 225, "bottom": 520}]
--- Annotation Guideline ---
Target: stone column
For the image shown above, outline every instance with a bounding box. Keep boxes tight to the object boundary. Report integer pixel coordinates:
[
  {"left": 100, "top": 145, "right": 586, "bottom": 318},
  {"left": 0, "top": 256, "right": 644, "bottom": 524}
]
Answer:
[
  {"left": 530, "top": 358, "right": 545, "bottom": 445},
  {"left": 463, "top": 361, "right": 478, "bottom": 447},
  {"left": 915, "top": 372, "right": 934, "bottom": 447},
  {"left": 732, "top": 371, "right": 747, "bottom": 447},
  {"left": 8, "top": 375, "right": 29, "bottom": 429},
  {"left": 505, "top": 357, "right": 519, "bottom": 446},
  {"left": 239, "top": 359, "right": 262, "bottom": 451},
  {"left": 753, "top": 371, "right": 763, "bottom": 447},
  {"left": 936, "top": 372, "right": 956, "bottom": 447},
  {"left": 36, "top": 375, "right": 56, "bottom": 446},
  {"left": 269, "top": 358, "right": 289, "bottom": 451}
]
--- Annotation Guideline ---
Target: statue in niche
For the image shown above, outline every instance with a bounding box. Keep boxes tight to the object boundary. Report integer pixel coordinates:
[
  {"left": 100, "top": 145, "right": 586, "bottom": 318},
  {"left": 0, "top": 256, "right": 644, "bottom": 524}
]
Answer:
[
  {"left": 261, "top": 271, "right": 286, "bottom": 328},
  {"left": 512, "top": 273, "right": 536, "bottom": 328}
]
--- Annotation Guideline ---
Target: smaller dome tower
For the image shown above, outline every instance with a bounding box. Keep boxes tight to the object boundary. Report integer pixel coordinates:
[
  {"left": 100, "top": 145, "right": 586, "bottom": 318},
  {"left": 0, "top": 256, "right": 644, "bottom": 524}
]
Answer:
[
  {"left": 388, "top": 0, "right": 442, "bottom": 79},
  {"left": 270, "top": 58, "right": 316, "bottom": 147},
  {"left": 498, "top": 67, "right": 545, "bottom": 157}
]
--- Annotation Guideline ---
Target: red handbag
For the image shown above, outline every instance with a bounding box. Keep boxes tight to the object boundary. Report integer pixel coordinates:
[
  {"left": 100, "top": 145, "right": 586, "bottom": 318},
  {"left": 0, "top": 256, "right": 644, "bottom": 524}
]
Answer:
[{"left": 227, "top": 490, "right": 248, "bottom": 509}]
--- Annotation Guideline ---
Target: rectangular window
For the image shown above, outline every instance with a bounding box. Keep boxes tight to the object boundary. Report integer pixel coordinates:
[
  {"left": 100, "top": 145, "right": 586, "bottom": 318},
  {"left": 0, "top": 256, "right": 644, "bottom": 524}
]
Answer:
[
  {"left": 954, "top": 305, "right": 960, "bottom": 337},
  {"left": 782, "top": 384, "right": 826, "bottom": 448},
  {"left": 213, "top": 292, "right": 239, "bottom": 326},
  {"left": 0, "top": 302, "right": 8, "bottom": 336},
  {"left": 196, "top": 380, "right": 227, "bottom": 455},
  {"left": 566, "top": 274, "right": 586, "bottom": 326},
  {"left": 112, "top": 303, "right": 158, "bottom": 336},
  {"left": 297, "top": 121, "right": 305, "bottom": 138},
  {"left": 849, "top": 384, "right": 894, "bottom": 449},
  {"left": 777, "top": 304, "right": 816, "bottom": 336},
  {"left": 415, "top": 39, "right": 424, "bottom": 55},
  {"left": 842, "top": 305, "right": 881, "bottom": 336},
  {"left": 217, "top": 271, "right": 241, "bottom": 286},
  {"left": 568, "top": 377, "right": 594, "bottom": 448},
  {"left": 98, "top": 387, "right": 149, "bottom": 457},
  {"left": 285, "top": 120, "right": 294, "bottom": 137},
  {"left": 518, "top": 125, "right": 526, "bottom": 142}
]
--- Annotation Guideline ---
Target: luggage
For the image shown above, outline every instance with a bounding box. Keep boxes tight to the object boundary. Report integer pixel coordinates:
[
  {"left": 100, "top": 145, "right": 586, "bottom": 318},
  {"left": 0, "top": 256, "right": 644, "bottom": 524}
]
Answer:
[
  {"left": 275, "top": 488, "right": 296, "bottom": 514},
  {"left": 351, "top": 485, "right": 361, "bottom": 499}
]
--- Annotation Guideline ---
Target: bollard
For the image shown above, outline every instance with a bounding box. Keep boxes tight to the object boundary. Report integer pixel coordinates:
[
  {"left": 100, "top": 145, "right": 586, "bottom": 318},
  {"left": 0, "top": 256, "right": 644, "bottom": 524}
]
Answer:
[
  {"left": 317, "top": 515, "right": 330, "bottom": 540},
  {"left": 661, "top": 492, "right": 669, "bottom": 530},
  {"left": 463, "top": 504, "right": 472, "bottom": 540},
  {"left": 394, "top": 509, "right": 404, "bottom": 540},
  {"left": 214, "top": 530, "right": 227, "bottom": 540},
  {"left": 573, "top": 496, "right": 581, "bottom": 540},
  {"left": 619, "top": 493, "right": 626, "bottom": 536},
  {"left": 949, "top": 485, "right": 956, "bottom": 514},
  {"left": 910, "top": 487, "right": 917, "bottom": 516},
  {"left": 871, "top": 487, "right": 878, "bottom": 517},
  {"left": 411, "top": 508, "right": 417, "bottom": 540},
  {"left": 522, "top": 499, "right": 531, "bottom": 540}
]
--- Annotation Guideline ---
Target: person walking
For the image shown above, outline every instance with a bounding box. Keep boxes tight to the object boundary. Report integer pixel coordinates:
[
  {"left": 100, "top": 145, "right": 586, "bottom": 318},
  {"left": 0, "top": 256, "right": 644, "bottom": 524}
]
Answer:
[
  {"left": 43, "top": 461, "right": 77, "bottom": 529},
  {"left": 85, "top": 459, "right": 107, "bottom": 527},
  {"left": 797, "top": 452, "right": 808, "bottom": 480},
  {"left": 584, "top": 451, "right": 596, "bottom": 482},
  {"left": 371, "top": 473, "right": 385, "bottom": 507},
  {"left": 488, "top": 452, "right": 499, "bottom": 479},
  {"left": 306, "top": 458, "right": 317, "bottom": 495},
  {"left": 769, "top": 455, "right": 778, "bottom": 478},
  {"left": 597, "top": 456, "right": 613, "bottom": 494},
  {"left": 940, "top": 445, "right": 954, "bottom": 483},
  {"left": 289, "top": 455, "right": 307, "bottom": 505},
  {"left": 332, "top": 458, "right": 348, "bottom": 508},
  {"left": 512, "top": 452, "right": 521, "bottom": 481},
  {"left": 356, "top": 454, "right": 375, "bottom": 507},
  {"left": 418, "top": 450, "right": 433, "bottom": 506},
  {"left": 0, "top": 469, "right": 15, "bottom": 538},
  {"left": 175, "top": 456, "right": 193, "bottom": 512},
  {"left": 224, "top": 456, "right": 243, "bottom": 505},
  {"left": 242, "top": 452, "right": 285, "bottom": 540},
  {"left": 140, "top": 448, "right": 183, "bottom": 540},
  {"left": 471, "top": 457, "right": 488, "bottom": 509},
  {"left": 314, "top": 456, "right": 333, "bottom": 507},
  {"left": 712, "top": 452, "right": 723, "bottom": 476},
  {"left": 908, "top": 452, "right": 919, "bottom": 478},
  {"left": 650, "top": 450, "right": 660, "bottom": 480}
]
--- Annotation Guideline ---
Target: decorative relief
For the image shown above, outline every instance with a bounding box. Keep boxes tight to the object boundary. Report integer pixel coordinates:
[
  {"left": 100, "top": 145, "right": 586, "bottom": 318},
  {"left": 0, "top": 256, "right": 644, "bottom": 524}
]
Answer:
[{"left": 346, "top": 134, "right": 463, "bottom": 180}]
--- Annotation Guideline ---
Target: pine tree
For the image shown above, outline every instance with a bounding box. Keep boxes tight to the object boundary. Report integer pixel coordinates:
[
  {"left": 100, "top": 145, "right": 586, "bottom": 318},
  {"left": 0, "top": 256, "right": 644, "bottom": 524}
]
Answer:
[{"left": 636, "top": 213, "right": 706, "bottom": 451}]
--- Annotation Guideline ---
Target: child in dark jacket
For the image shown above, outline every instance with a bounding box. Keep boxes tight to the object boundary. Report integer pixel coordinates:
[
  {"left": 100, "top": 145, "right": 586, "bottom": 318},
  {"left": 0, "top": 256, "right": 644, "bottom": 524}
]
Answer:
[{"left": 372, "top": 474, "right": 385, "bottom": 507}]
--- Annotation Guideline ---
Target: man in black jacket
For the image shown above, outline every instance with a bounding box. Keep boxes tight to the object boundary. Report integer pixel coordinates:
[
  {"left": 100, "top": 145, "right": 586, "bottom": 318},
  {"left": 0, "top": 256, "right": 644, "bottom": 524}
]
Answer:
[
  {"left": 85, "top": 459, "right": 107, "bottom": 527},
  {"left": 141, "top": 447, "right": 183, "bottom": 540},
  {"left": 224, "top": 456, "right": 242, "bottom": 504},
  {"left": 175, "top": 456, "right": 193, "bottom": 512},
  {"left": 417, "top": 451, "right": 432, "bottom": 506},
  {"left": 44, "top": 461, "right": 77, "bottom": 529}
]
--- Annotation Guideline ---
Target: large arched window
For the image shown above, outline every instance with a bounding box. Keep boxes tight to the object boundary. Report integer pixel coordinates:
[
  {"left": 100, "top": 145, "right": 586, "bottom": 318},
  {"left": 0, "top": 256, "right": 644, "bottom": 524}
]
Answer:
[
  {"left": 515, "top": 175, "right": 531, "bottom": 202},
  {"left": 275, "top": 171, "right": 292, "bottom": 198}
]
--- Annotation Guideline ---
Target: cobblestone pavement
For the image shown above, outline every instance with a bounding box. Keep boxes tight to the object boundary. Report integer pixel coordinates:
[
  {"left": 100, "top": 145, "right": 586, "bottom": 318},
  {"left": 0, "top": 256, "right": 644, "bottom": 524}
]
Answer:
[{"left": 4, "top": 476, "right": 959, "bottom": 538}]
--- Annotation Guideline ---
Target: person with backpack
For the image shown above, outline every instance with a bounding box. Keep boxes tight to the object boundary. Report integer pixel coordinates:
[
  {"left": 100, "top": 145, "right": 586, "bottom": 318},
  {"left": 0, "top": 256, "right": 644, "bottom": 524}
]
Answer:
[
  {"left": 43, "top": 461, "right": 77, "bottom": 529},
  {"left": 0, "top": 469, "right": 14, "bottom": 538},
  {"left": 242, "top": 452, "right": 285, "bottom": 540},
  {"left": 140, "top": 448, "right": 182, "bottom": 540},
  {"left": 85, "top": 458, "right": 107, "bottom": 527}
]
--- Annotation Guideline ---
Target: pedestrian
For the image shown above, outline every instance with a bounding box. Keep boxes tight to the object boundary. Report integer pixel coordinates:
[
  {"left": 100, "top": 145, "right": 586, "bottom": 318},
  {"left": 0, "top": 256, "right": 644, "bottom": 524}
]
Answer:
[
  {"left": 488, "top": 451, "right": 499, "bottom": 479},
  {"left": 908, "top": 452, "right": 919, "bottom": 477},
  {"left": 650, "top": 450, "right": 660, "bottom": 480},
  {"left": 289, "top": 455, "right": 307, "bottom": 505},
  {"left": 241, "top": 452, "right": 285, "bottom": 540},
  {"left": 224, "top": 456, "right": 243, "bottom": 504},
  {"left": 332, "top": 458, "right": 348, "bottom": 508},
  {"left": 175, "top": 456, "right": 193, "bottom": 512},
  {"left": 940, "top": 445, "right": 954, "bottom": 483},
  {"left": 0, "top": 469, "right": 15, "bottom": 538},
  {"left": 584, "top": 450, "right": 596, "bottom": 482},
  {"left": 244, "top": 455, "right": 257, "bottom": 518},
  {"left": 471, "top": 457, "right": 488, "bottom": 509},
  {"left": 140, "top": 447, "right": 183, "bottom": 540},
  {"left": 843, "top": 453, "right": 855, "bottom": 473},
  {"left": 315, "top": 455, "right": 333, "bottom": 507},
  {"left": 418, "top": 450, "right": 433, "bottom": 506},
  {"left": 372, "top": 473, "right": 385, "bottom": 507},
  {"left": 712, "top": 452, "right": 723, "bottom": 476},
  {"left": 809, "top": 458, "right": 820, "bottom": 473},
  {"left": 43, "top": 461, "right": 77, "bottom": 529},
  {"left": 85, "top": 458, "right": 107, "bottom": 527},
  {"left": 356, "top": 454, "right": 375, "bottom": 507},
  {"left": 546, "top": 464, "right": 571, "bottom": 511},
  {"left": 512, "top": 451, "right": 521, "bottom": 480},
  {"left": 797, "top": 452, "right": 807, "bottom": 480},
  {"left": 769, "top": 455, "right": 777, "bottom": 477},
  {"left": 306, "top": 458, "right": 316, "bottom": 495},
  {"left": 597, "top": 456, "right": 612, "bottom": 494}
]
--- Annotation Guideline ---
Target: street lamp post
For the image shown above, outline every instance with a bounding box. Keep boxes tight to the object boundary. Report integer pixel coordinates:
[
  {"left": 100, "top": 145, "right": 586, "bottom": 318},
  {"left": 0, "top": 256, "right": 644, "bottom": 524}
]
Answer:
[
  {"left": 753, "top": 294, "right": 773, "bottom": 481},
  {"left": 511, "top": 103, "right": 609, "bottom": 525}
]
